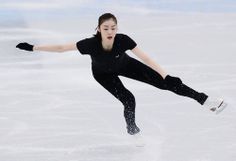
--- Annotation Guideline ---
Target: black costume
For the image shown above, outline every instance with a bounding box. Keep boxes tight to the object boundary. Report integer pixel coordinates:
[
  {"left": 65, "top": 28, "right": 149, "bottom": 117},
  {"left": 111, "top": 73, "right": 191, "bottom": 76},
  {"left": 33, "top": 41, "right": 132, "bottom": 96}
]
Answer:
[{"left": 76, "top": 33, "right": 208, "bottom": 135}]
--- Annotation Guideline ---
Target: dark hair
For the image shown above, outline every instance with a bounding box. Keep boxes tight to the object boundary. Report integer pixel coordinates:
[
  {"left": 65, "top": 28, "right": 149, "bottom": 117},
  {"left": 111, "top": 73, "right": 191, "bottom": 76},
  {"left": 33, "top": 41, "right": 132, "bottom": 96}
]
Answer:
[{"left": 94, "top": 13, "right": 117, "bottom": 40}]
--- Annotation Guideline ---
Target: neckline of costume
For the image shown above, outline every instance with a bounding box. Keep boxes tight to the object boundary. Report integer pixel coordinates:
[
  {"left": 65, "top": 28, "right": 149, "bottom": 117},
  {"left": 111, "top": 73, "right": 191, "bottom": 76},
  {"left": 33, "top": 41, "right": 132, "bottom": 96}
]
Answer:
[{"left": 99, "top": 35, "right": 117, "bottom": 54}]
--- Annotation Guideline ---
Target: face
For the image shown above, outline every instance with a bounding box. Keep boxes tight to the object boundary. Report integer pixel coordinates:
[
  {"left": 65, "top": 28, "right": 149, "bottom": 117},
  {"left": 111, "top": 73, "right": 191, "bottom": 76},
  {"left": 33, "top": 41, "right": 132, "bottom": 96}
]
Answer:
[{"left": 98, "top": 18, "right": 117, "bottom": 43}]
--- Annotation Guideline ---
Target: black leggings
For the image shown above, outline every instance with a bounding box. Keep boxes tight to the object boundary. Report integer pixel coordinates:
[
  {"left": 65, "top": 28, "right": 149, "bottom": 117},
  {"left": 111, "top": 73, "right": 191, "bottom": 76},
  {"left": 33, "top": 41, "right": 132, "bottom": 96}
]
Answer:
[{"left": 92, "top": 57, "right": 207, "bottom": 125}]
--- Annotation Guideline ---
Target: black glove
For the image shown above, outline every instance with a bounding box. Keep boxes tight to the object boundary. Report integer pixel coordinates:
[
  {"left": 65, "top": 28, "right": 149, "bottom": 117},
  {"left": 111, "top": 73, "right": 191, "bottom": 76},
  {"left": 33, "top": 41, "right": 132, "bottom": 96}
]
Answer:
[
  {"left": 164, "top": 75, "right": 182, "bottom": 87},
  {"left": 16, "top": 42, "right": 34, "bottom": 51}
]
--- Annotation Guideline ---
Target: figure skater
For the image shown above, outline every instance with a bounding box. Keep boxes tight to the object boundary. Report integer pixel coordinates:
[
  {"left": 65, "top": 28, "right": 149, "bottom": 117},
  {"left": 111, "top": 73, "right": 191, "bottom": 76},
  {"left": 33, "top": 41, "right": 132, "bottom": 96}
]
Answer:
[{"left": 16, "top": 13, "right": 226, "bottom": 135}]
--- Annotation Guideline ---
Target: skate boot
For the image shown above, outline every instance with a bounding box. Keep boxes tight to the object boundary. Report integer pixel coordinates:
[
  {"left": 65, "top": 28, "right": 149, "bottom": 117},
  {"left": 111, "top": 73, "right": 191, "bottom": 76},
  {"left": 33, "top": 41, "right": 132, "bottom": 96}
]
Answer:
[
  {"left": 124, "top": 111, "right": 140, "bottom": 135},
  {"left": 127, "top": 123, "right": 140, "bottom": 135},
  {"left": 203, "top": 97, "right": 227, "bottom": 114}
]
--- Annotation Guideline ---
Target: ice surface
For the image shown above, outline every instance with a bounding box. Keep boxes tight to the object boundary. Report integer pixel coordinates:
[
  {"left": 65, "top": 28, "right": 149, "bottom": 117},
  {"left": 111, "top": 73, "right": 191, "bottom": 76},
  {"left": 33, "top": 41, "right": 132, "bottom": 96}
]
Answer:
[{"left": 1, "top": 6, "right": 236, "bottom": 161}]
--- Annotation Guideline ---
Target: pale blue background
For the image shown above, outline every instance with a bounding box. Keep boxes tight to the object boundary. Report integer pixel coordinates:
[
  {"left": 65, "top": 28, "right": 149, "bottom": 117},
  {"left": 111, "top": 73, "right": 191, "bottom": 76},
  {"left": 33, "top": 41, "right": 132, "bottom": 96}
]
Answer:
[{"left": 1, "top": 0, "right": 236, "bottom": 21}]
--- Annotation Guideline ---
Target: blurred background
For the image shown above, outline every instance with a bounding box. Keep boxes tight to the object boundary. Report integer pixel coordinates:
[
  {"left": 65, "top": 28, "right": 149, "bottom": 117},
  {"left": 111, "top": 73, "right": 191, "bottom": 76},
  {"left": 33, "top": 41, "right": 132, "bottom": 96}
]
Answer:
[{"left": 0, "top": 1, "right": 236, "bottom": 161}]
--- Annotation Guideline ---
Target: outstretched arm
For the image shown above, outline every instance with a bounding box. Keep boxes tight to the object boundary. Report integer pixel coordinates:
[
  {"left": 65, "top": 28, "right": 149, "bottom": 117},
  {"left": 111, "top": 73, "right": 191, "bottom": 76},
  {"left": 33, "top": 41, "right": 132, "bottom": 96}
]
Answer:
[
  {"left": 34, "top": 43, "right": 77, "bottom": 52},
  {"left": 16, "top": 42, "right": 77, "bottom": 53},
  {"left": 131, "top": 46, "right": 168, "bottom": 79}
]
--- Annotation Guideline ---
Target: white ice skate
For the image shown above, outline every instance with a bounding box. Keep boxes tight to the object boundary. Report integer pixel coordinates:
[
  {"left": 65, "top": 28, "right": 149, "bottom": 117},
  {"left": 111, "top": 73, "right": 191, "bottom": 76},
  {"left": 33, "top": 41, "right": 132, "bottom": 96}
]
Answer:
[{"left": 203, "top": 97, "right": 227, "bottom": 114}]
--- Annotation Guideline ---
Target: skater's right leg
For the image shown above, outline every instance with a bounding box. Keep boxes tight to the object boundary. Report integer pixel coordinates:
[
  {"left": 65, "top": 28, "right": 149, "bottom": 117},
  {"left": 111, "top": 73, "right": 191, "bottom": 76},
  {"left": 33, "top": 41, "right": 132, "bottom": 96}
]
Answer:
[{"left": 92, "top": 72, "right": 140, "bottom": 135}]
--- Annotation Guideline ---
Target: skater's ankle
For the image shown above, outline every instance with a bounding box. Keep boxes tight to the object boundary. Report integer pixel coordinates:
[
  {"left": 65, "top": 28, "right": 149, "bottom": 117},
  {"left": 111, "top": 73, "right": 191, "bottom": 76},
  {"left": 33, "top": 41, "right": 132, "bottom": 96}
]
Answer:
[
  {"left": 198, "top": 93, "right": 208, "bottom": 105},
  {"left": 127, "top": 124, "right": 140, "bottom": 135}
]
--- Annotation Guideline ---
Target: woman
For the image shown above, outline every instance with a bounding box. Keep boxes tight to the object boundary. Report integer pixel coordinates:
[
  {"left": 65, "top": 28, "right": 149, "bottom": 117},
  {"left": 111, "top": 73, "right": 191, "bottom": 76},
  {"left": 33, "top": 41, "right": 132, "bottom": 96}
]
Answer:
[{"left": 16, "top": 13, "right": 226, "bottom": 135}]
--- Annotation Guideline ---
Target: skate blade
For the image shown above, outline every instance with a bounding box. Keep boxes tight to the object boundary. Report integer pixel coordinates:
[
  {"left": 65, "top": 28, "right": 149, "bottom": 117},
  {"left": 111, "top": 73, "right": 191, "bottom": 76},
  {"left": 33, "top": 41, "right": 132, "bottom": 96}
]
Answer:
[{"left": 215, "top": 101, "right": 227, "bottom": 115}]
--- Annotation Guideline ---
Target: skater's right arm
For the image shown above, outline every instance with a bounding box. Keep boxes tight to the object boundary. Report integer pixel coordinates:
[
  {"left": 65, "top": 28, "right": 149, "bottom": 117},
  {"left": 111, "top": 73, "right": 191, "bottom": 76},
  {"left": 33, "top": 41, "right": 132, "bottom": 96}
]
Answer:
[
  {"left": 34, "top": 43, "right": 77, "bottom": 52},
  {"left": 16, "top": 42, "right": 77, "bottom": 53}
]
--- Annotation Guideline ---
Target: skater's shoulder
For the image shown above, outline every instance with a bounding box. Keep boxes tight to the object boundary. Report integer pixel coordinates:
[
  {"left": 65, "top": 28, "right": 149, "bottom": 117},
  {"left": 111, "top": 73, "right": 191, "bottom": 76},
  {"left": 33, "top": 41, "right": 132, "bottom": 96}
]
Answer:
[
  {"left": 85, "top": 36, "right": 99, "bottom": 42},
  {"left": 77, "top": 35, "right": 100, "bottom": 46},
  {"left": 115, "top": 33, "right": 136, "bottom": 44},
  {"left": 116, "top": 33, "right": 130, "bottom": 39}
]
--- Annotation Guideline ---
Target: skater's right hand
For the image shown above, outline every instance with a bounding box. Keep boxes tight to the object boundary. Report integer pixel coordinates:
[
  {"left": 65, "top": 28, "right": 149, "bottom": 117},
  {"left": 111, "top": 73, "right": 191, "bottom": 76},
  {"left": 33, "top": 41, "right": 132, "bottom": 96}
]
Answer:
[
  {"left": 164, "top": 75, "right": 182, "bottom": 87},
  {"left": 16, "top": 42, "right": 34, "bottom": 51}
]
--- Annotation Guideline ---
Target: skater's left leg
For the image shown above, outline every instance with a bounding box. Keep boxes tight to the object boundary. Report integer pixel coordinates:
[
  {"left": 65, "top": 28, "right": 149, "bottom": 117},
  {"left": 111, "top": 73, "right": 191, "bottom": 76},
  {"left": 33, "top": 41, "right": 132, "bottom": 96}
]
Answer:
[
  {"left": 119, "top": 57, "right": 208, "bottom": 105},
  {"left": 163, "top": 76, "right": 226, "bottom": 113},
  {"left": 164, "top": 75, "right": 208, "bottom": 105}
]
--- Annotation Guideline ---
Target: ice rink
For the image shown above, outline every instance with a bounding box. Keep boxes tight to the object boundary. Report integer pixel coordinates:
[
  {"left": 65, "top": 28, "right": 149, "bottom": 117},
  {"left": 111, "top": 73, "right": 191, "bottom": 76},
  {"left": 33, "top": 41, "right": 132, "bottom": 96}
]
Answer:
[{"left": 1, "top": 1, "right": 236, "bottom": 161}]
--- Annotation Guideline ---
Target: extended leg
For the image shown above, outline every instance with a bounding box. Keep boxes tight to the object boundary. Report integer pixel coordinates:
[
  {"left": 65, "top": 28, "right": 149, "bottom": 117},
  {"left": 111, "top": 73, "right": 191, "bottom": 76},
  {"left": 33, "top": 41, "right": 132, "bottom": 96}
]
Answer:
[
  {"left": 165, "top": 75, "right": 208, "bottom": 105},
  {"left": 119, "top": 57, "right": 208, "bottom": 104}
]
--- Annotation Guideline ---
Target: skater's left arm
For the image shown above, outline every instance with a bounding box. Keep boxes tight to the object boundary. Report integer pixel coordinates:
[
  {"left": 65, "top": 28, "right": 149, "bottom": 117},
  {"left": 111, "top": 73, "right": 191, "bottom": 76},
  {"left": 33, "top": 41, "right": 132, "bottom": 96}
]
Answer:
[{"left": 131, "top": 46, "right": 168, "bottom": 79}]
